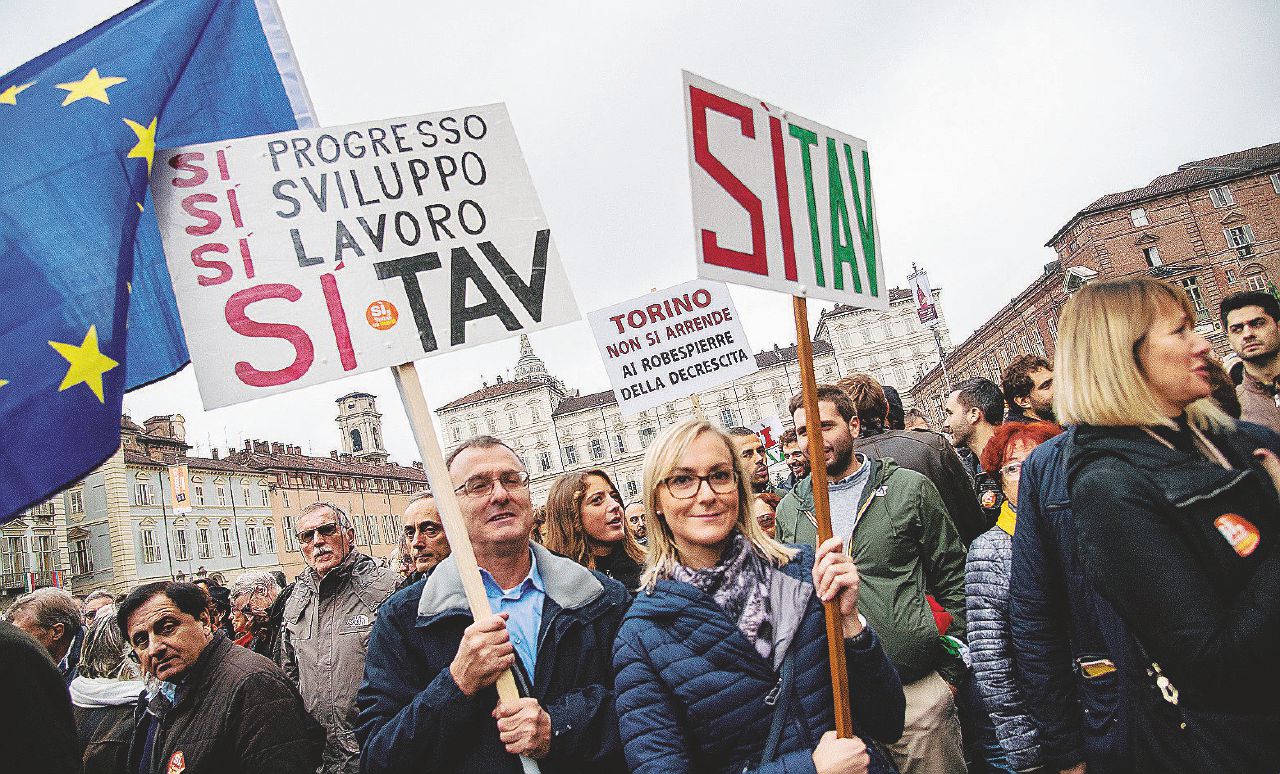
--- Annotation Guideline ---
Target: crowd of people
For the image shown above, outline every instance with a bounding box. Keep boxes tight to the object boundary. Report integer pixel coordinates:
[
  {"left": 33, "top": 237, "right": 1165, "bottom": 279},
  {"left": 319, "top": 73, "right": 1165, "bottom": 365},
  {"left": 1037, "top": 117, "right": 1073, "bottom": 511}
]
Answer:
[{"left": 3, "top": 278, "right": 1280, "bottom": 773}]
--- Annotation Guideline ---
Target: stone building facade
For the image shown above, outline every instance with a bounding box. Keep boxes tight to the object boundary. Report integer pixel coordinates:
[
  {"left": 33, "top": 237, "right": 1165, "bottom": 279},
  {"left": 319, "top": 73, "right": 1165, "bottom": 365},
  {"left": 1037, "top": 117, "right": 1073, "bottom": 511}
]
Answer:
[
  {"left": 911, "top": 141, "right": 1280, "bottom": 425},
  {"left": 0, "top": 497, "right": 69, "bottom": 609}
]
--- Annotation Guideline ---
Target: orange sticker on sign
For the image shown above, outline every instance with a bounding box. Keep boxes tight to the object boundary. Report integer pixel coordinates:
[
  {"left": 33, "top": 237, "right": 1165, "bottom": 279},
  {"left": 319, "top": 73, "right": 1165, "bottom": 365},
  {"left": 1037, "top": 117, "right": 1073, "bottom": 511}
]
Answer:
[
  {"left": 366, "top": 300, "right": 398, "bottom": 330},
  {"left": 168, "top": 751, "right": 186, "bottom": 774},
  {"left": 1214, "top": 513, "right": 1260, "bottom": 558}
]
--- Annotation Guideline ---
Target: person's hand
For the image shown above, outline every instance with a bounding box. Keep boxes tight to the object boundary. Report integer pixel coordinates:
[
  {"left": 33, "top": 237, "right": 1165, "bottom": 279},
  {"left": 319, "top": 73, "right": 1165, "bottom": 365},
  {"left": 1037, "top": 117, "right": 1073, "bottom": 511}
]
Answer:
[
  {"left": 812, "top": 730, "right": 869, "bottom": 774},
  {"left": 493, "top": 697, "right": 552, "bottom": 758},
  {"left": 1254, "top": 448, "right": 1280, "bottom": 500},
  {"left": 813, "top": 536, "right": 864, "bottom": 638},
  {"left": 449, "top": 613, "right": 514, "bottom": 696},
  {"left": 1059, "top": 764, "right": 1086, "bottom": 774}
]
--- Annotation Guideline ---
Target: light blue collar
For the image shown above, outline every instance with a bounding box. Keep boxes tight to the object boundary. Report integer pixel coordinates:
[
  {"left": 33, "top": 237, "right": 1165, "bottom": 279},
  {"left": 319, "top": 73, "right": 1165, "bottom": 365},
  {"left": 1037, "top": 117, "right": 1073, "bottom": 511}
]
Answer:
[{"left": 479, "top": 548, "right": 545, "bottom": 597}]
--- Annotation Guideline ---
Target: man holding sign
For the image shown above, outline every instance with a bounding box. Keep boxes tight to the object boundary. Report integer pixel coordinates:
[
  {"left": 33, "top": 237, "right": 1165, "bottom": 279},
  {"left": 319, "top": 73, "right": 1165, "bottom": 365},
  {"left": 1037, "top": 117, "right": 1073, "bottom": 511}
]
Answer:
[{"left": 355, "top": 436, "right": 629, "bottom": 774}]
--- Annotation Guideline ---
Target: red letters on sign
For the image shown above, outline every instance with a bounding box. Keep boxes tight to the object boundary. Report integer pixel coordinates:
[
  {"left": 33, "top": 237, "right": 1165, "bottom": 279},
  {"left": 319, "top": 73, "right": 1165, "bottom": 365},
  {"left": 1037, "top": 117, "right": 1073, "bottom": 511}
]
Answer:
[
  {"left": 225, "top": 284, "right": 315, "bottom": 387},
  {"left": 181, "top": 193, "right": 221, "bottom": 236},
  {"left": 191, "top": 243, "right": 232, "bottom": 286},
  {"left": 168, "top": 153, "right": 208, "bottom": 187},
  {"left": 689, "top": 86, "right": 768, "bottom": 276},
  {"left": 320, "top": 273, "right": 357, "bottom": 372}
]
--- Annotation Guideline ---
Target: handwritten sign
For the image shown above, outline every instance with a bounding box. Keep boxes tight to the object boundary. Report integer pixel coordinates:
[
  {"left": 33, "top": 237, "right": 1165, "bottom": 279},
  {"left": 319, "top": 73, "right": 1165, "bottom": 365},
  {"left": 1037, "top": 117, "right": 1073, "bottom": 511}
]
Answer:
[
  {"left": 588, "top": 280, "right": 756, "bottom": 416},
  {"left": 684, "top": 72, "right": 888, "bottom": 310},
  {"left": 152, "top": 105, "right": 579, "bottom": 409}
]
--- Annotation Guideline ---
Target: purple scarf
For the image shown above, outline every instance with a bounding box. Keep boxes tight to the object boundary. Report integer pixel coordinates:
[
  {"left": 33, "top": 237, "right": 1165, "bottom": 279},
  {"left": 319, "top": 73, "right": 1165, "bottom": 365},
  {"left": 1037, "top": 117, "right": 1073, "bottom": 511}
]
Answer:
[{"left": 673, "top": 532, "right": 774, "bottom": 659}]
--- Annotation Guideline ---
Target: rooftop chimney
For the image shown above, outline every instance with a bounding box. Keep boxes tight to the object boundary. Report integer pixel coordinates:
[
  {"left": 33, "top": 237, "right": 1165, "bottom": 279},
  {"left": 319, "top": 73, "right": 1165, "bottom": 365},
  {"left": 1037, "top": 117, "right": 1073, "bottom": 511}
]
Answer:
[
  {"left": 271, "top": 442, "right": 285, "bottom": 455},
  {"left": 211, "top": 448, "right": 220, "bottom": 460},
  {"left": 330, "top": 450, "right": 339, "bottom": 460},
  {"left": 412, "top": 461, "right": 424, "bottom": 470}
]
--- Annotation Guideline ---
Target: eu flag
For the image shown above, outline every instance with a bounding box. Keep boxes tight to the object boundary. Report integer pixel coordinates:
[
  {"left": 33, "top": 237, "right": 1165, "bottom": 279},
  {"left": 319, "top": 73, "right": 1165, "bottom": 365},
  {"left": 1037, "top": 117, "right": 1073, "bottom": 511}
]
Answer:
[{"left": 0, "top": 0, "right": 315, "bottom": 522}]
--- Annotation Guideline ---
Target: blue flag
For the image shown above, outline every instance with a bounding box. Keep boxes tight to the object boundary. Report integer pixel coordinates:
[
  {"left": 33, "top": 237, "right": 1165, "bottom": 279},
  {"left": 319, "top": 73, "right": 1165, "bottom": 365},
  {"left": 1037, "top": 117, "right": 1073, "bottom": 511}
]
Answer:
[{"left": 0, "top": 0, "right": 314, "bottom": 522}]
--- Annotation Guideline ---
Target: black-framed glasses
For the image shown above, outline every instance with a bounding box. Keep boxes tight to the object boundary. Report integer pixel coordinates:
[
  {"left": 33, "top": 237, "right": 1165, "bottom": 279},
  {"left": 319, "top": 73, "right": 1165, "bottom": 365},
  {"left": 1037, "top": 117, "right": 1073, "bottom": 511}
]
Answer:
[
  {"left": 662, "top": 469, "right": 737, "bottom": 500},
  {"left": 295, "top": 522, "right": 340, "bottom": 544},
  {"left": 454, "top": 470, "right": 531, "bottom": 498}
]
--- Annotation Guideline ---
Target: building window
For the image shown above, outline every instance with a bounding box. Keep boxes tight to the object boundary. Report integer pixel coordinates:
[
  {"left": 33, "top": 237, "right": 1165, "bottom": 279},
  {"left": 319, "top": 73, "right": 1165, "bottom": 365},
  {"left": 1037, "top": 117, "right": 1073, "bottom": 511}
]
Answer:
[
  {"left": 1226, "top": 268, "right": 1238, "bottom": 284},
  {"left": 1225, "top": 225, "right": 1256, "bottom": 257},
  {"left": 221, "top": 527, "right": 234, "bottom": 557},
  {"left": 197, "top": 528, "right": 211, "bottom": 559},
  {"left": 173, "top": 529, "right": 190, "bottom": 561},
  {"left": 626, "top": 479, "right": 639, "bottom": 499},
  {"left": 241, "top": 485, "right": 250, "bottom": 505},
  {"left": 70, "top": 539, "right": 93, "bottom": 575},
  {"left": 69, "top": 490, "right": 84, "bottom": 514},
  {"left": 507, "top": 411, "right": 517, "bottom": 428},
  {"left": 615, "top": 434, "right": 626, "bottom": 454},
  {"left": 33, "top": 536, "right": 55, "bottom": 572},
  {"left": 720, "top": 408, "right": 735, "bottom": 426},
  {"left": 282, "top": 491, "right": 290, "bottom": 509},
  {"left": 1271, "top": 172, "right": 1280, "bottom": 194},
  {"left": 590, "top": 438, "right": 604, "bottom": 460},
  {"left": 640, "top": 427, "right": 656, "bottom": 447},
  {"left": 141, "top": 529, "right": 160, "bottom": 563},
  {"left": 1143, "top": 246, "right": 1163, "bottom": 268},
  {"left": 538, "top": 450, "right": 552, "bottom": 472},
  {"left": 1129, "top": 208, "right": 1149, "bottom": 227},
  {"left": 216, "top": 486, "right": 227, "bottom": 506},
  {"left": 353, "top": 517, "right": 368, "bottom": 546},
  {"left": 486, "top": 414, "right": 497, "bottom": 432},
  {"left": 134, "top": 482, "right": 153, "bottom": 506},
  {"left": 1247, "top": 273, "right": 1269, "bottom": 292},
  {"left": 1209, "top": 185, "right": 1235, "bottom": 208},
  {"left": 1180, "top": 276, "right": 1207, "bottom": 314},
  {"left": 2, "top": 537, "right": 27, "bottom": 574},
  {"left": 531, "top": 403, "right": 541, "bottom": 422},
  {"left": 452, "top": 425, "right": 462, "bottom": 442},
  {"left": 260, "top": 489, "right": 269, "bottom": 507},
  {"left": 194, "top": 484, "right": 205, "bottom": 506},
  {"left": 246, "top": 526, "right": 259, "bottom": 555},
  {"left": 564, "top": 445, "right": 579, "bottom": 465}
]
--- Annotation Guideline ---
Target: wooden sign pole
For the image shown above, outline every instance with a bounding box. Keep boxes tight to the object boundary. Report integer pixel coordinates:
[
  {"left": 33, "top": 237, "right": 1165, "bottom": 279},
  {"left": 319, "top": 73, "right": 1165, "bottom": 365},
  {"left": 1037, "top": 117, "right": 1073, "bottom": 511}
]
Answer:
[
  {"left": 392, "top": 361, "right": 541, "bottom": 774},
  {"left": 791, "top": 295, "right": 854, "bottom": 739}
]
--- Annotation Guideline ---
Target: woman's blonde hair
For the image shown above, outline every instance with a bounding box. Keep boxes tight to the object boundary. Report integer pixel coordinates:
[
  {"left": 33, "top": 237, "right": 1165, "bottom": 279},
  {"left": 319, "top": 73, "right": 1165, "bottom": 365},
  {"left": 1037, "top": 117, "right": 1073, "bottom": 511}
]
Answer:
[
  {"left": 1055, "top": 276, "right": 1232, "bottom": 432},
  {"left": 640, "top": 419, "right": 796, "bottom": 590},
  {"left": 543, "top": 468, "right": 645, "bottom": 568}
]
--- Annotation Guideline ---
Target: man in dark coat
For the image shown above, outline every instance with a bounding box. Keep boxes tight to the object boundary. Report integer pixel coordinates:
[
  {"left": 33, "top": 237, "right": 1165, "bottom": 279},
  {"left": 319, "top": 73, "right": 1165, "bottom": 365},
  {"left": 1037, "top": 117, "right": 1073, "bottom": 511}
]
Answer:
[
  {"left": 356, "top": 435, "right": 629, "bottom": 773},
  {"left": 0, "top": 619, "right": 80, "bottom": 774},
  {"left": 842, "top": 373, "right": 989, "bottom": 546},
  {"left": 119, "top": 581, "right": 322, "bottom": 774}
]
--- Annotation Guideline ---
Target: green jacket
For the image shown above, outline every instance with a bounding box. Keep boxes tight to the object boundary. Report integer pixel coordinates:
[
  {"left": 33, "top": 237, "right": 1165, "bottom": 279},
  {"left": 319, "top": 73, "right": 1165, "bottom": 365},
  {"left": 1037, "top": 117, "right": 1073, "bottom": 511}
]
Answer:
[{"left": 776, "top": 457, "right": 968, "bottom": 686}]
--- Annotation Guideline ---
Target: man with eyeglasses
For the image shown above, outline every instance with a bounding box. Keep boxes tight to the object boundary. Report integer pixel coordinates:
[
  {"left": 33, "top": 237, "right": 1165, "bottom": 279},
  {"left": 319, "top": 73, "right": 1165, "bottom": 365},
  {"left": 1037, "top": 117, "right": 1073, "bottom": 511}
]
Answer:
[
  {"left": 775, "top": 385, "right": 969, "bottom": 774},
  {"left": 281, "top": 502, "right": 398, "bottom": 774},
  {"left": 397, "top": 492, "right": 452, "bottom": 590},
  {"left": 356, "top": 435, "right": 630, "bottom": 774}
]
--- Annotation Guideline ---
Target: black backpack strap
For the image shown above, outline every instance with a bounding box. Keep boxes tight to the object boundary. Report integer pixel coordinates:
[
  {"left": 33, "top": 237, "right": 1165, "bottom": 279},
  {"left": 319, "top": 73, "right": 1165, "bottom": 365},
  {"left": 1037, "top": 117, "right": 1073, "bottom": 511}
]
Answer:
[{"left": 758, "top": 646, "right": 798, "bottom": 765}]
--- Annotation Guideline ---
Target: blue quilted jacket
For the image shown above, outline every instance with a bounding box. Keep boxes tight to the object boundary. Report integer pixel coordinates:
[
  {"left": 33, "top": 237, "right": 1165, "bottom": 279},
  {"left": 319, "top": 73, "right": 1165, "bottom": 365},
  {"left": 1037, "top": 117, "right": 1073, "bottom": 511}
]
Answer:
[
  {"left": 613, "top": 544, "right": 905, "bottom": 774},
  {"left": 965, "top": 522, "right": 1042, "bottom": 771}
]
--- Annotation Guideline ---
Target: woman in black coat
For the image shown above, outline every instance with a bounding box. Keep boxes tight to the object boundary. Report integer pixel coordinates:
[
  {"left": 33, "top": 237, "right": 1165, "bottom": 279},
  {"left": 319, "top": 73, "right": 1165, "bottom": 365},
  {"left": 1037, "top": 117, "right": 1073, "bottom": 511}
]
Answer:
[
  {"left": 543, "top": 468, "right": 646, "bottom": 592},
  {"left": 1057, "top": 277, "right": 1280, "bottom": 772}
]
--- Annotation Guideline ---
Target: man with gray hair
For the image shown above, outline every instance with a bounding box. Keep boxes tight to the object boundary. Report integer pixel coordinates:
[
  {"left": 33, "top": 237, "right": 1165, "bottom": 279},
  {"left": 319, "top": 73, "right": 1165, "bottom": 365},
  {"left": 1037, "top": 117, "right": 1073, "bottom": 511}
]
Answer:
[
  {"left": 8, "top": 586, "right": 84, "bottom": 684},
  {"left": 281, "top": 502, "right": 398, "bottom": 774},
  {"left": 83, "top": 589, "right": 115, "bottom": 624},
  {"left": 231, "top": 570, "right": 282, "bottom": 658}
]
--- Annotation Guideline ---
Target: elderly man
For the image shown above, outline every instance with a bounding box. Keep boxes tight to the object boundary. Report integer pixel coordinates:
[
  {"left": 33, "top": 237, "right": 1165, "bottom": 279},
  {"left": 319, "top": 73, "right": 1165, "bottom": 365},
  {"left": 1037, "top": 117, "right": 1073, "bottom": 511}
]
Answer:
[
  {"left": 230, "top": 571, "right": 282, "bottom": 659},
  {"left": 357, "top": 435, "right": 630, "bottom": 773},
  {"left": 401, "top": 492, "right": 452, "bottom": 585},
  {"left": 8, "top": 587, "right": 84, "bottom": 684},
  {"left": 281, "top": 502, "right": 398, "bottom": 774},
  {"left": 118, "top": 581, "right": 320, "bottom": 773}
]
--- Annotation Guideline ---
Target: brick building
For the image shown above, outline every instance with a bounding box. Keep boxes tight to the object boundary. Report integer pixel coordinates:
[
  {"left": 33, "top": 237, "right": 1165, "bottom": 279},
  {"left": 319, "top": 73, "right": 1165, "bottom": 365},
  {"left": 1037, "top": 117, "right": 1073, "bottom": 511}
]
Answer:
[{"left": 912, "top": 142, "right": 1280, "bottom": 424}]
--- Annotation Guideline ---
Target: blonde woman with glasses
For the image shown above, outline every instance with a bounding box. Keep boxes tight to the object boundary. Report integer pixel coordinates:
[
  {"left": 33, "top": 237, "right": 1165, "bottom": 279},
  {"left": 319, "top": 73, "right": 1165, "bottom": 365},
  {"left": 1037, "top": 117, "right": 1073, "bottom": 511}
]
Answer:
[
  {"left": 1059, "top": 277, "right": 1280, "bottom": 772},
  {"left": 612, "top": 419, "right": 905, "bottom": 774}
]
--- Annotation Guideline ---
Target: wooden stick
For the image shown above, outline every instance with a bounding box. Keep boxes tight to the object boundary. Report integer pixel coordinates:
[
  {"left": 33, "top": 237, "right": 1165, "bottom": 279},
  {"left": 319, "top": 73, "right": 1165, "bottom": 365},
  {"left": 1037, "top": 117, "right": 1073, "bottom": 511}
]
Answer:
[
  {"left": 791, "top": 295, "right": 854, "bottom": 739},
  {"left": 392, "top": 361, "right": 541, "bottom": 774}
]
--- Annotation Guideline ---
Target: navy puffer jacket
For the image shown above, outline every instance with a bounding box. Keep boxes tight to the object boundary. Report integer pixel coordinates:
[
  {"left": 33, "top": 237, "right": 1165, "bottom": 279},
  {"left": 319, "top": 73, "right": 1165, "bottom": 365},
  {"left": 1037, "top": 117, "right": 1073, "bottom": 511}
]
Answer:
[
  {"left": 966, "top": 522, "right": 1042, "bottom": 771},
  {"left": 613, "top": 544, "right": 905, "bottom": 774}
]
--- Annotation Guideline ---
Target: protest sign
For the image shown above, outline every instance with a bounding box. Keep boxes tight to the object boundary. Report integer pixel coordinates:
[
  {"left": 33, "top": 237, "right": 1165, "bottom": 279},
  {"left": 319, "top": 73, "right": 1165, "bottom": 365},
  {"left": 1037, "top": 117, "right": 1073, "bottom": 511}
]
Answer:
[
  {"left": 683, "top": 71, "right": 887, "bottom": 312},
  {"left": 588, "top": 280, "right": 756, "bottom": 416},
  {"left": 750, "top": 416, "right": 786, "bottom": 465},
  {"left": 909, "top": 269, "right": 939, "bottom": 326},
  {"left": 152, "top": 104, "right": 579, "bottom": 409},
  {"left": 168, "top": 464, "right": 192, "bottom": 515}
]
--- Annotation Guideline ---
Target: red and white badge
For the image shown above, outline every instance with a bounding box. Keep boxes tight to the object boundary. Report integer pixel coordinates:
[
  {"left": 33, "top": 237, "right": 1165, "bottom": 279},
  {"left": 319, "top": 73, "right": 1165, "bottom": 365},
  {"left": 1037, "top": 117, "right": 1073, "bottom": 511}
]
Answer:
[
  {"left": 1214, "top": 513, "right": 1261, "bottom": 558},
  {"left": 167, "top": 751, "right": 186, "bottom": 774}
]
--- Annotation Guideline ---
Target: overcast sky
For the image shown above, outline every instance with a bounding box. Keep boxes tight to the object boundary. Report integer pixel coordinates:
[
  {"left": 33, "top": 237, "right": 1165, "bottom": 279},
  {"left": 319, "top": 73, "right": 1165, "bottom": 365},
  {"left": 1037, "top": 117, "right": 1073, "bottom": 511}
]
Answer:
[{"left": 4, "top": 0, "right": 1278, "bottom": 464}]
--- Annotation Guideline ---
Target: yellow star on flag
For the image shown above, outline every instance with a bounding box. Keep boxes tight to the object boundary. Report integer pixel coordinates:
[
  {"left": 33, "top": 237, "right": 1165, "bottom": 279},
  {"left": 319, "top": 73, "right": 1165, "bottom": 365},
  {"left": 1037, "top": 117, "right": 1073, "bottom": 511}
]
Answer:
[
  {"left": 49, "top": 325, "right": 119, "bottom": 403},
  {"left": 0, "top": 378, "right": 8, "bottom": 389},
  {"left": 0, "top": 82, "right": 34, "bottom": 105},
  {"left": 124, "top": 116, "right": 157, "bottom": 173},
  {"left": 56, "top": 68, "right": 127, "bottom": 106}
]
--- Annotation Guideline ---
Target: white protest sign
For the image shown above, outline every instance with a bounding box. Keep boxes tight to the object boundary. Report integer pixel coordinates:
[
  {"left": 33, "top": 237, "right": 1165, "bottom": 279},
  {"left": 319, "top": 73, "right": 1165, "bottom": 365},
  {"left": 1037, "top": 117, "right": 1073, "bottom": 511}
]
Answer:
[
  {"left": 151, "top": 104, "right": 579, "bottom": 409},
  {"left": 750, "top": 416, "right": 785, "bottom": 449},
  {"left": 909, "top": 269, "right": 939, "bottom": 326},
  {"left": 587, "top": 279, "right": 756, "bottom": 416},
  {"left": 683, "top": 72, "right": 888, "bottom": 311}
]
